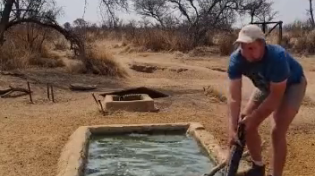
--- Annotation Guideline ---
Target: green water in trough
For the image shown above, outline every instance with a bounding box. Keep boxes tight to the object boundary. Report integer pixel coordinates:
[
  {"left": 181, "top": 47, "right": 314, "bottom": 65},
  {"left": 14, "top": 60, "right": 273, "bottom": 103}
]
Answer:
[{"left": 84, "top": 134, "right": 221, "bottom": 176}]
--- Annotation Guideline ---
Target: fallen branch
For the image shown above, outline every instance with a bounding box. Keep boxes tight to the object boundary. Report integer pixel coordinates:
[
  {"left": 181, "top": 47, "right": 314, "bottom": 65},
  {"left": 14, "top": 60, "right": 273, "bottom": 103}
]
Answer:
[
  {"left": 0, "top": 71, "right": 25, "bottom": 77},
  {"left": 0, "top": 86, "right": 32, "bottom": 98},
  {"left": 204, "top": 140, "right": 267, "bottom": 176}
]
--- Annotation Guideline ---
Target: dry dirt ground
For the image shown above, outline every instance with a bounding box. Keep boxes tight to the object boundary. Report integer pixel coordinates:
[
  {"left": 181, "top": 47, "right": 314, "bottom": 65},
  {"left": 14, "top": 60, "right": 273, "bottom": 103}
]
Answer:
[{"left": 0, "top": 41, "right": 315, "bottom": 176}]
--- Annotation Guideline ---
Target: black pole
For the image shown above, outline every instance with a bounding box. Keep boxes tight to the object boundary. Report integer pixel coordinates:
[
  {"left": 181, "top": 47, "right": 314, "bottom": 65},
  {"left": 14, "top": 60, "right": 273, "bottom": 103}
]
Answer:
[
  {"left": 224, "top": 115, "right": 246, "bottom": 176},
  {"left": 279, "top": 21, "right": 283, "bottom": 45},
  {"left": 265, "top": 23, "right": 279, "bottom": 37}
]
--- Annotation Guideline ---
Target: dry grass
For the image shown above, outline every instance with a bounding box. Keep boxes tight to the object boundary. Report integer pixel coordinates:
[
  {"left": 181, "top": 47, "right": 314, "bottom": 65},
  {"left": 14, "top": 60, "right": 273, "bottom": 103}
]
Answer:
[
  {"left": 302, "top": 94, "right": 315, "bottom": 107},
  {"left": 0, "top": 41, "right": 32, "bottom": 70},
  {"left": 0, "top": 24, "right": 67, "bottom": 70},
  {"left": 0, "top": 24, "right": 129, "bottom": 78},
  {"left": 3, "top": 20, "right": 315, "bottom": 75},
  {"left": 125, "top": 29, "right": 194, "bottom": 52},
  {"left": 267, "top": 22, "right": 315, "bottom": 55},
  {"left": 85, "top": 44, "right": 128, "bottom": 77},
  {"left": 28, "top": 44, "right": 65, "bottom": 68},
  {"left": 28, "top": 56, "right": 65, "bottom": 68},
  {"left": 203, "top": 85, "right": 227, "bottom": 103},
  {"left": 63, "top": 58, "right": 86, "bottom": 74},
  {"left": 54, "top": 39, "right": 69, "bottom": 51},
  {"left": 216, "top": 32, "right": 238, "bottom": 56}
]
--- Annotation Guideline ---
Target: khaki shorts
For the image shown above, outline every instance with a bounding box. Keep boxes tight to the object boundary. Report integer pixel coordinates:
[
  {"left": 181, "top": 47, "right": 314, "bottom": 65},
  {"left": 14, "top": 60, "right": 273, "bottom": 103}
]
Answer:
[{"left": 250, "top": 76, "right": 307, "bottom": 111}]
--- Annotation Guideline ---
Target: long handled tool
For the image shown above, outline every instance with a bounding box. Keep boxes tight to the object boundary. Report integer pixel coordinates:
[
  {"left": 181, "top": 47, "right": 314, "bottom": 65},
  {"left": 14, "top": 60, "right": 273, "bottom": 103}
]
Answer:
[
  {"left": 224, "top": 115, "right": 246, "bottom": 176},
  {"left": 200, "top": 115, "right": 246, "bottom": 176}
]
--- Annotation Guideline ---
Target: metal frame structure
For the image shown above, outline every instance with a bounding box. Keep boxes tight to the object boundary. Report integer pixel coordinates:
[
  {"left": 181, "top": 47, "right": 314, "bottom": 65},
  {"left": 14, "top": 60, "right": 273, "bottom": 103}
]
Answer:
[{"left": 250, "top": 21, "right": 283, "bottom": 44}]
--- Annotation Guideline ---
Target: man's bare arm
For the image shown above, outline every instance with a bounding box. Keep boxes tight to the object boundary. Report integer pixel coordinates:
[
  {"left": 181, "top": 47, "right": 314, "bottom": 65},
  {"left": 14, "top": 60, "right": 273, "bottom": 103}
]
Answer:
[
  {"left": 251, "top": 79, "right": 287, "bottom": 121},
  {"left": 228, "top": 78, "right": 242, "bottom": 130}
]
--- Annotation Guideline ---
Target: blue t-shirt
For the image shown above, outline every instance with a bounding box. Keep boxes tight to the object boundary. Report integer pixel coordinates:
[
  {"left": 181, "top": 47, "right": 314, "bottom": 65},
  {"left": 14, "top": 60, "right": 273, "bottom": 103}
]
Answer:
[{"left": 228, "top": 44, "right": 304, "bottom": 92}]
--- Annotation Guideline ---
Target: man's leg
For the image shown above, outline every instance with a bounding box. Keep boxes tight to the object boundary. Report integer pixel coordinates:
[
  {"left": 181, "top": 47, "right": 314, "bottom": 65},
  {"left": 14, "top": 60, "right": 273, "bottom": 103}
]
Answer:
[
  {"left": 242, "top": 88, "right": 267, "bottom": 164},
  {"left": 270, "top": 77, "right": 307, "bottom": 176},
  {"left": 235, "top": 88, "right": 269, "bottom": 176}
]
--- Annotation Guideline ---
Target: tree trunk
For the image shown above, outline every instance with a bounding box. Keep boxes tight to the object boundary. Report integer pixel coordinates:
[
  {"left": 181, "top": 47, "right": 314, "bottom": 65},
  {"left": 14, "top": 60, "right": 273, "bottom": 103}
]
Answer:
[
  {"left": 310, "top": 0, "right": 315, "bottom": 28},
  {"left": 0, "top": 0, "right": 14, "bottom": 45}
]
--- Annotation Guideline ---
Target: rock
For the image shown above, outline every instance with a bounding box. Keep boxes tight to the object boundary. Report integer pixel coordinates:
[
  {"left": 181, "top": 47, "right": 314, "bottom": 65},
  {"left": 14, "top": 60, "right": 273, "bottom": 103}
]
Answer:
[
  {"left": 169, "top": 67, "right": 188, "bottom": 73},
  {"left": 207, "top": 67, "right": 226, "bottom": 72},
  {"left": 129, "top": 64, "right": 158, "bottom": 73},
  {"left": 69, "top": 83, "right": 97, "bottom": 91}
]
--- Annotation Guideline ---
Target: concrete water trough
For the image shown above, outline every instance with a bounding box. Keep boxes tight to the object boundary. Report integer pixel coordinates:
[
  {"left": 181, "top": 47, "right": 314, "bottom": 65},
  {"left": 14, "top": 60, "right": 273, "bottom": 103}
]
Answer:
[
  {"left": 56, "top": 123, "right": 251, "bottom": 176},
  {"left": 103, "top": 94, "right": 158, "bottom": 112},
  {"left": 99, "top": 87, "right": 169, "bottom": 113}
]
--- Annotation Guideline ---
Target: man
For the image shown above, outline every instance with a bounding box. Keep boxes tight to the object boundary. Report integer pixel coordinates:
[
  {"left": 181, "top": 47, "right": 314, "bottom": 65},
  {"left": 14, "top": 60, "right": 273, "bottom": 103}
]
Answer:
[{"left": 227, "top": 24, "right": 307, "bottom": 176}]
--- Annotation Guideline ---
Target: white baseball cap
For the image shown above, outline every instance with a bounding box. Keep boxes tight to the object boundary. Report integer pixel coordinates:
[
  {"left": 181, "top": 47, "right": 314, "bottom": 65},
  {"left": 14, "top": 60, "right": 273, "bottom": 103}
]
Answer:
[{"left": 235, "top": 24, "right": 265, "bottom": 44}]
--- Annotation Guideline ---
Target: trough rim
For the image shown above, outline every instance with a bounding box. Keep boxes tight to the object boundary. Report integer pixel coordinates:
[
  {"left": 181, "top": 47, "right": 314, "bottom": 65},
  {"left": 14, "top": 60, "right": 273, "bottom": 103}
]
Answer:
[
  {"left": 104, "top": 93, "right": 153, "bottom": 103},
  {"left": 56, "top": 122, "right": 250, "bottom": 176}
]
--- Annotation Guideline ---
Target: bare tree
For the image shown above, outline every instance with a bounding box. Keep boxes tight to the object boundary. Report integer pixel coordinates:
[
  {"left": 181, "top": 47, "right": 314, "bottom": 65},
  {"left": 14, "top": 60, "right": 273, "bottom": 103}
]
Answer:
[
  {"left": 166, "top": 0, "right": 238, "bottom": 46},
  {"left": 239, "top": 0, "right": 278, "bottom": 23},
  {"left": 239, "top": 0, "right": 264, "bottom": 23},
  {"left": 134, "top": 0, "right": 168, "bottom": 28},
  {"left": 99, "top": 0, "right": 128, "bottom": 29},
  {"left": 0, "top": 0, "right": 63, "bottom": 43},
  {"left": 63, "top": 22, "right": 71, "bottom": 30},
  {"left": 307, "top": 0, "right": 315, "bottom": 28},
  {"left": 73, "top": 18, "right": 88, "bottom": 28},
  {"left": 255, "top": 0, "right": 278, "bottom": 22},
  {"left": 0, "top": 0, "right": 16, "bottom": 44},
  {"left": 99, "top": 0, "right": 240, "bottom": 46},
  {"left": 0, "top": 0, "right": 96, "bottom": 71}
]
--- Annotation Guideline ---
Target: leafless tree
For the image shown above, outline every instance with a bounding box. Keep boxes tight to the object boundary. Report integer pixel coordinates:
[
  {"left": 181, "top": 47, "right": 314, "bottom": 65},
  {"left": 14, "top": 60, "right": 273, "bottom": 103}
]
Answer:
[
  {"left": 0, "top": 0, "right": 95, "bottom": 71},
  {"left": 73, "top": 18, "right": 88, "bottom": 28},
  {"left": 166, "top": 0, "right": 238, "bottom": 46},
  {"left": 239, "top": 0, "right": 278, "bottom": 23},
  {"left": 63, "top": 22, "right": 71, "bottom": 30},
  {"left": 255, "top": 0, "right": 278, "bottom": 22},
  {"left": 100, "top": 0, "right": 240, "bottom": 45},
  {"left": 307, "top": 0, "right": 315, "bottom": 28},
  {"left": 134, "top": 0, "right": 169, "bottom": 28},
  {"left": 134, "top": 0, "right": 238, "bottom": 46},
  {"left": 0, "top": 0, "right": 62, "bottom": 43},
  {"left": 99, "top": 0, "right": 128, "bottom": 29}
]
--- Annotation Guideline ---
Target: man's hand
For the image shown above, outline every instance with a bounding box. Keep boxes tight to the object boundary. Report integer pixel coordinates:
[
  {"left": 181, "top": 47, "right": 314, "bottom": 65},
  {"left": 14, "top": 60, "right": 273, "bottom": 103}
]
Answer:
[
  {"left": 239, "top": 114, "right": 260, "bottom": 131},
  {"left": 228, "top": 128, "right": 241, "bottom": 147}
]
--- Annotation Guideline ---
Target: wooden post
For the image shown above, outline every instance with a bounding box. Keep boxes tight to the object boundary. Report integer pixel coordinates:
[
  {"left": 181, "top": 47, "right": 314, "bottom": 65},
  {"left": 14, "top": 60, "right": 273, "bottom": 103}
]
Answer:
[
  {"left": 51, "top": 85, "right": 55, "bottom": 103},
  {"left": 47, "top": 84, "right": 50, "bottom": 100},
  {"left": 98, "top": 100, "right": 105, "bottom": 115},
  {"left": 92, "top": 93, "right": 98, "bottom": 104},
  {"left": 27, "top": 82, "right": 33, "bottom": 104}
]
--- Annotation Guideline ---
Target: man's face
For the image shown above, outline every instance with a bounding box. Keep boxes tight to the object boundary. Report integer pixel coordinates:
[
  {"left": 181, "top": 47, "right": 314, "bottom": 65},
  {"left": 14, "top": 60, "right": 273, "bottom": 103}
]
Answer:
[{"left": 240, "top": 40, "right": 264, "bottom": 62}]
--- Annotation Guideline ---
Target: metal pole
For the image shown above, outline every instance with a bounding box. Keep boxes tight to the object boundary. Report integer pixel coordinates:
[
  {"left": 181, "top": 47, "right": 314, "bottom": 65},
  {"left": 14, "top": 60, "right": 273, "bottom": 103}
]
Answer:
[{"left": 279, "top": 21, "right": 283, "bottom": 45}]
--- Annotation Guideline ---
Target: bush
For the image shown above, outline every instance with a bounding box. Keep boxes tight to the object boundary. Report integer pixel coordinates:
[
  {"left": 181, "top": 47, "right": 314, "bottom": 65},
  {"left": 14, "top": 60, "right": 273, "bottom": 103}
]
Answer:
[
  {"left": 0, "top": 41, "right": 32, "bottom": 70},
  {"left": 85, "top": 45, "right": 128, "bottom": 77},
  {"left": 125, "top": 29, "right": 194, "bottom": 52},
  {"left": 217, "top": 32, "right": 238, "bottom": 56}
]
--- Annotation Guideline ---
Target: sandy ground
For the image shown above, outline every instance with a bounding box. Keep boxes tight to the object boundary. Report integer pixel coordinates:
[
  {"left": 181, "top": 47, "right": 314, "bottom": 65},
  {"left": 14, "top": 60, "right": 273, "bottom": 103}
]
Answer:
[{"left": 0, "top": 42, "right": 315, "bottom": 176}]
